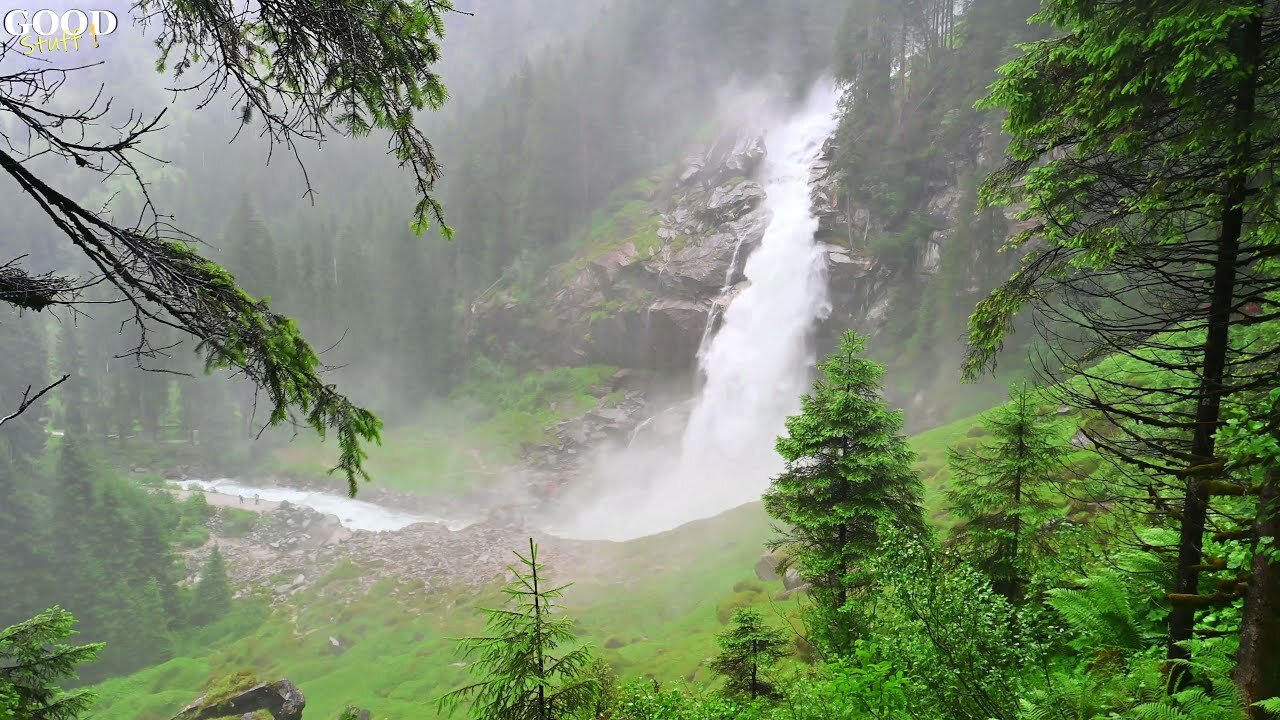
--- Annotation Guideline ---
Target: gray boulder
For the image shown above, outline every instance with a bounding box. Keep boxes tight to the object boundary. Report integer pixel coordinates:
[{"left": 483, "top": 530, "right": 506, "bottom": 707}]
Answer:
[{"left": 171, "top": 679, "right": 305, "bottom": 720}]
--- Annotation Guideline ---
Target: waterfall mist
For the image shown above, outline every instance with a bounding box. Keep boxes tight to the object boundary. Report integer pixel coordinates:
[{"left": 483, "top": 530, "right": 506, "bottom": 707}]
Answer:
[{"left": 554, "top": 81, "right": 841, "bottom": 541}]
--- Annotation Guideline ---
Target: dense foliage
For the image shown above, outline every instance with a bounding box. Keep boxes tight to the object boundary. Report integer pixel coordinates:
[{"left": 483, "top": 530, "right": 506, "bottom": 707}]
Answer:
[
  {"left": 0, "top": 433, "right": 233, "bottom": 680},
  {"left": 967, "top": 0, "right": 1280, "bottom": 706}
]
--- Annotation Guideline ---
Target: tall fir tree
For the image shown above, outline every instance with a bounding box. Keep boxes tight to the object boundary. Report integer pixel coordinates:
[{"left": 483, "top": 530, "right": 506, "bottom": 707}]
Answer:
[
  {"left": 101, "top": 578, "right": 173, "bottom": 674},
  {"left": 50, "top": 436, "right": 100, "bottom": 624},
  {"left": 439, "top": 539, "right": 598, "bottom": 720},
  {"left": 946, "top": 385, "right": 1067, "bottom": 601},
  {"left": 763, "top": 331, "right": 924, "bottom": 656}
]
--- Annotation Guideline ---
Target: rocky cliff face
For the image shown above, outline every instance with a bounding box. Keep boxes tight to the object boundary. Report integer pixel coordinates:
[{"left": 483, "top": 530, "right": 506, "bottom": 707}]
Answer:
[
  {"left": 471, "top": 122, "right": 1024, "bottom": 425},
  {"left": 471, "top": 129, "right": 879, "bottom": 375}
]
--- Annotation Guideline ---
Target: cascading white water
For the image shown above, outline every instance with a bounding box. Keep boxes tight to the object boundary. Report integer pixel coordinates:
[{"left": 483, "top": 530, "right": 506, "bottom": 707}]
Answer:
[{"left": 558, "top": 81, "right": 840, "bottom": 540}]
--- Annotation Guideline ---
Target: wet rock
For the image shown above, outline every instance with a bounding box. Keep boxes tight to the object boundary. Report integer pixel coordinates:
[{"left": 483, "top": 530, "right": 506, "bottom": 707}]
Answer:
[
  {"left": 782, "top": 568, "right": 805, "bottom": 591},
  {"left": 774, "top": 583, "right": 811, "bottom": 601},
  {"left": 754, "top": 552, "right": 781, "bottom": 582},
  {"left": 721, "top": 134, "right": 765, "bottom": 178},
  {"left": 171, "top": 679, "right": 305, "bottom": 720},
  {"left": 646, "top": 299, "right": 711, "bottom": 357},
  {"left": 920, "top": 237, "right": 943, "bottom": 275},
  {"left": 663, "top": 228, "right": 755, "bottom": 295},
  {"left": 927, "top": 186, "right": 962, "bottom": 223},
  {"left": 703, "top": 180, "right": 764, "bottom": 222},
  {"left": 679, "top": 154, "right": 705, "bottom": 185},
  {"left": 628, "top": 399, "right": 695, "bottom": 448}
]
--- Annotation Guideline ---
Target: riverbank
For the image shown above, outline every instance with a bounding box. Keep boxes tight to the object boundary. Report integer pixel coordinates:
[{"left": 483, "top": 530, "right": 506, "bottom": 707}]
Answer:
[{"left": 172, "top": 488, "right": 282, "bottom": 512}]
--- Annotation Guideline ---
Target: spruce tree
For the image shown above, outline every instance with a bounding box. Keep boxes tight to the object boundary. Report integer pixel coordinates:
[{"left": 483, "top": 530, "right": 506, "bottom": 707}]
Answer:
[
  {"left": 439, "top": 539, "right": 598, "bottom": 720},
  {"left": 709, "top": 608, "right": 789, "bottom": 701},
  {"left": 0, "top": 607, "right": 102, "bottom": 720},
  {"left": 190, "top": 546, "right": 233, "bottom": 627},
  {"left": 763, "top": 331, "right": 924, "bottom": 656},
  {"left": 946, "top": 385, "right": 1066, "bottom": 601}
]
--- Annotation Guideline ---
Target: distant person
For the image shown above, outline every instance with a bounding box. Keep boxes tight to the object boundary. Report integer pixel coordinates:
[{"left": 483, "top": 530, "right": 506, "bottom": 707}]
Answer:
[
  {"left": 238, "top": 495, "right": 244, "bottom": 505},
  {"left": 254, "top": 493, "right": 260, "bottom": 505}
]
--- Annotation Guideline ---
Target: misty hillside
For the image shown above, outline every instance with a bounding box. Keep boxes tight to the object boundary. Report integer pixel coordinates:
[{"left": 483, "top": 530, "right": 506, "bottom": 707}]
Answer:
[{"left": 1, "top": 1, "right": 1278, "bottom": 720}]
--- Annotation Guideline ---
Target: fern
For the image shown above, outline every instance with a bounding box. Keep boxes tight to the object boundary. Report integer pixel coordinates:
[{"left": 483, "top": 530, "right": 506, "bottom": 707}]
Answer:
[
  {"left": 1047, "top": 571, "right": 1147, "bottom": 652},
  {"left": 1121, "top": 639, "right": 1245, "bottom": 720},
  {"left": 1255, "top": 697, "right": 1280, "bottom": 717}
]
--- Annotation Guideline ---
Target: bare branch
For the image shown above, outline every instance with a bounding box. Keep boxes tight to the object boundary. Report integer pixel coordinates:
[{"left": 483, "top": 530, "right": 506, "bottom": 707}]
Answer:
[{"left": 0, "top": 374, "right": 70, "bottom": 428}]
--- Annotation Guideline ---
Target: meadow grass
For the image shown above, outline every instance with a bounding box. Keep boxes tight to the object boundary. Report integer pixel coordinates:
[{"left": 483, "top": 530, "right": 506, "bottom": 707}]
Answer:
[{"left": 90, "top": 504, "right": 796, "bottom": 720}]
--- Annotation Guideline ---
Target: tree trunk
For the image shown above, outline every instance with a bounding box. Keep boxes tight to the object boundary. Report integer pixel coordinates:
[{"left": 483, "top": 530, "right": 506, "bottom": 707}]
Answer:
[
  {"left": 750, "top": 648, "right": 758, "bottom": 700},
  {"left": 531, "top": 538, "right": 548, "bottom": 720},
  {"left": 1002, "top": 391, "right": 1028, "bottom": 604},
  {"left": 1236, "top": 468, "right": 1280, "bottom": 717},
  {"left": 1167, "top": 6, "right": 1261, "bottom": 692}
]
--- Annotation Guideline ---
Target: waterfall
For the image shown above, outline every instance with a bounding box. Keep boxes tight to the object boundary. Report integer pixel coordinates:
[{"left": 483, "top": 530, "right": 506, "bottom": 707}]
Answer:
[{"left": 558, "top": 81, "right": 840, "bottom": 541}]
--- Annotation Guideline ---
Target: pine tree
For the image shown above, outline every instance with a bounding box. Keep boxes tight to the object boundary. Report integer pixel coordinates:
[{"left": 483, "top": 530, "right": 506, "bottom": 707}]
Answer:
[
  {"left": 439, "top": 539, "right": 598, "bottom": 720},
  {"left": 0, "top": 607, "right": 102, "bottom": 720},
  {"left": 946, "top": 385, "right": 1066, "bottom": 601},
  {"left": 190, "top": 546, "right": 233, "bottom": 627},
  {"left": 763, "top": 331, "right": 924, "bottom": 656},
  {"left": 225, "top": 196, "right": 280, "bottom": 302},
  {"left": 709, "top": 608, "right": 790, "bottom": 701}
]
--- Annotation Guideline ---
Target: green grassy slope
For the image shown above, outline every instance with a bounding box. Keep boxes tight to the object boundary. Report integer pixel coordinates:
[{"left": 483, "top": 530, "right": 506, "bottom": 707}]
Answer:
[
  {"left": 88, "top": 504, "right": 799, "bottom": 720},
  {"left": 91, "top": 399, "right": 1038, "bottom": 720}
]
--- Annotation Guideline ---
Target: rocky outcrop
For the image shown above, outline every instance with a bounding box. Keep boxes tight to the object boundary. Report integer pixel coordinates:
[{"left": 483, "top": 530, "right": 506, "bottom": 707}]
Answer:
[
  {"left": 470, "top": 111, "right": 1025, "bottom": 428},
  {"left": 172, "top": 679, "right": 305, "bottom": 720},
  {"left": 469, "top": 123, "right": 902, "bottom": 381},
  {"left": 469, "top": 127, "right": 777, "bottom": 374}
]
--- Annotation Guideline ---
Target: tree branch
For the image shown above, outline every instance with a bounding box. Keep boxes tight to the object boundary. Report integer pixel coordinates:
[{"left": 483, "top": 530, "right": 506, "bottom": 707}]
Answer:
[{"left": 0, "top": 374, "right": 70, "bottom": 427}]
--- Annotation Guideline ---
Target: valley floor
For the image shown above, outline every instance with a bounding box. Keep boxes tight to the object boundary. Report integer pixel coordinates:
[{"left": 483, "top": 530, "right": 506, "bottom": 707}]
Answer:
[{"left": 90, "top": 415, "right": 977, "bottom": 719}]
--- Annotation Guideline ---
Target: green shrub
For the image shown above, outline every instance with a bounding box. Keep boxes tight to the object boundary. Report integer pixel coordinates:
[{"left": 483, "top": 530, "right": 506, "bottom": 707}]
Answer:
[
  {"left": 715, "top": 590, "right": 763, "bottom": 624},
  {"left": 177, "top": 527, "right": 210, "bottom": 548},
  {"left": 217, "top": 508, "right": 258, "bottom": 538}
]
